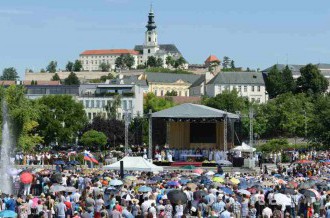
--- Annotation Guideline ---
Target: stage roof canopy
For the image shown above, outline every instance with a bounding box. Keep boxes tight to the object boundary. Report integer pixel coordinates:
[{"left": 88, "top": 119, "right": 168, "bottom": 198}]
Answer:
[{"left": 152, "top": 103, "right": 240, "bottom": 119}]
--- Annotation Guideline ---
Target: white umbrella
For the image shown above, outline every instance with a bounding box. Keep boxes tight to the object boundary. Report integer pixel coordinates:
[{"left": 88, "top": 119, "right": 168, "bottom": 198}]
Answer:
[
  {"left": 109, "top": 179, "right": 123, "bottom": 186},
  {"left": 217, "top": 160, "right": 232, "bottom": 166},
  {"left": 205, "top": 171, "right": 215, "bottom": 176},
  {"left": 274, "top": 193, "right": 291, "bottom": 206},
  {"left": 50, "top": 184, "right": 66, "bottom": 193},
  {"left": 237, "top": 189, "right": 251, "bottom": 195}
]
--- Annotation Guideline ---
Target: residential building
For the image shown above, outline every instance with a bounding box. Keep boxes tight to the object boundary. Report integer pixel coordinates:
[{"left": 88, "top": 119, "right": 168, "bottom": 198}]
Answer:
[
  {"left": 25, "top": 85, "right": 79, "bottom": 99},
  {"left": 143, "top": 72, "right": 203, "bottom": 97},
  {"left": 204, "top": 72, "right": 268, "bottom": 103},
  {"left": 79, "top": 5, "right": 184, "bottom": 71},
  {"left": 78, "top": 84, "right": 144, "bottom": 121}
]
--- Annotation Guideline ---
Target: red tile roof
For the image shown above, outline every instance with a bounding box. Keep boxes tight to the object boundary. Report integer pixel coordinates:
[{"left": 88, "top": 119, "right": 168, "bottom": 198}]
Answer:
[
  {"left": 205, "top": 55, "right": 220, "bottom": 63},
  {"left": 80, "top": 49, "right": 139, "bottom": 56}
]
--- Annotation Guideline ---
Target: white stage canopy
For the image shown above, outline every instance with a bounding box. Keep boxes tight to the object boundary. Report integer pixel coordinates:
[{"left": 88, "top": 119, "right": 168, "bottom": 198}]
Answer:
[
  {"left": 232, "top": 142, "right": 256, "bottom": 152},
  {"left": 103, "top": 156, "right": 164, "bottom": 172}
]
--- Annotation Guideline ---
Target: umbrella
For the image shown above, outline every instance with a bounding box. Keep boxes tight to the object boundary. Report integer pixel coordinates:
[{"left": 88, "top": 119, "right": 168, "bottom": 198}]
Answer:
[
  {"left": 300, "top": 189, "right": 321, "bottom": 199},
  {"left": 7, "top": 168, "right": 20, "bottom": 176},
  {"left": 67, "top": 160, "right": 80, "bottom": 165},
  {"left": 51, "top": 173, "right": 63, "bottom": 183},
  {"left": 230, "top": 178, "right": 240, "bottom": 185},
  {"left": 109, "top": 179, "right": 123, "bottom": 186},
  {"left": 217, "top": 160, "right": 232, "bottom": 166},
  {"left": 237, "top": 189, "right": 251, "bottom": 195},
  {"left": 247, "top": 188, "right": 257, "bottom": 194},
  {"left": 65, "top": 187, "right": 77, "bottom": 192},
  {"left": 193, "top": 190, "right": 207, "bottom": 200},
  {"left": 273, "top": 174, "right": 282, "bottom": 178},
  {"left": 104, "top": 187, "right": 119, "bottom": 194},
  {"left": 167, "top": 190, "right": 188, "bottom": 204},
  {"left": 283, "top": 188, "right": 295, "bottom": 195},
  {"left": 0, "top": 210, "right": 17, "bottom": 218},
  {"left": 274, "top": 193, "right": 291, "bottom": 206},
  {"left": 167, "top": 181, "right": 180, "bottom": 187},
  {"left": 294, "top": 159, "right": 314, "bottom": 164},
  {"left": 39, "top": 170, "right": 51, "bottom": 176},
  {"left": 261, "top": 181, "right": 273, "bottom": 186},
  {"left": 277, "top": 179, "right": 287, "bottom": 185},
  {"left": 286, "top": 181, "right": 298, "bottom": 189},
  {"left": 187, "top": 183, "right": 197, "bottom": 191},
  {"left": 20, "top": 172, "right": 33, "bottom": 184},
  {"left": 54, "top": 160, "right": 66, "bottom": 165},
  {"left": 220, "top": 187, "right": 233, "bottom": 195},
  {"left": 138, "top": 186, "right": 152, "bottom": 193},
  {"left": 193, "top": 168, "right": 203, "bottom": 175},
  {"left": 135, "top": 180, "right": 145, "bottom": 185},
  {"left": 125, "top": 176, "right": 137, "bottom": 181},
  {"left": 181, "top": 165, "right": 196, "bottom": 170},
  {"left": 50, "top": 184, "right": 66, "bottom": 193},
  {"left": 179, "top": 179, "right": 190, "bottom": 185},
  {"left": 151, "top": 176, "right": 163, "bottom": 182},
  {"left": 205, "top": 171, "right": 215, "bottom": 176},
  {"left": 213, "top": 177, "right": 224, "bottom": 183},
  {"left": 146, "top": 180, "right": 157, "bottom": 185}
]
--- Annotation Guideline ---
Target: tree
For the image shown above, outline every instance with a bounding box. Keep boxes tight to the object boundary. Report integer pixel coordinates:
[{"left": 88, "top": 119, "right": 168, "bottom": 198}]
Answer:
[
  {"left": 105, "top": 95, "right": 121, "bottom": 119},
  {"left": 1, "top": 67, "right": 19, "bottom": 80},
  {"left": 46, "top": 61, "right": 57, "bottom": 73},
  {"left": 37, "top": 95, "right": 87, "bottom": 145},
  {"left": 166, "top": 56, "right": 175, "bottom": 67},
  {"left": 265, "top": 65, "right": 285, "bottom": 99},
  {"left": 40, "top": 69, "right": 46, "bottom": 73},
  {"left": 282, "top": 65, "right": 296, "bottom": 93},
  {"left": 165, "top": 90, "right": 178, "bottom": 96},
  {"left": 222, "top": 56, "right": 231, "bottom": 69},
  {"left": 0, "top": 85, "right": 43, "bottom": 153},
  {"left": 174, "top": 57, "right": 186, "bottom": 69},
  {"left": 156, "top": 58, "right": 164, "bottom": 67},
  {"left": 144, "top": 93, "right": 175, "bottom": 113},
  {"left": 202, "top": 89, "right": 248, "bottom": 113},
  {"left": 73, "top": 60, "right": 83, "bottom": 72},
  {"left": 51, "top": 73, "right": 61, "bottom": 81},
  {"left": 309, "top": 95, "right": 330, "bottom": 147},
  {"left": 115, "top": 55, "right": 125, "bottom": 69},
  {"left": 81, "top": 130, "right": 107, "bottom": 150},
  {"left": 296, "top": 64, "right": 329, "bottom": 95},
  {"left": 146, "top": 56, "right": 157, "bottom": 68},
  {"left": 99, "top": 63, "right": 111, "bottom": 72},
  {"left": 65, "top": 61, "right": 74, "bottom": 72},
  {"left": 100, "top": 73, "right": 115, "bottom": 82},
  {"left": 230, "top": 60, "right": 235, "bottom": 69},
  {"left": 64, "top": 72, "right": 80, "bottom": 85},
  {"left": 123, "top": 54, "right": 135, "bottom": 69}
]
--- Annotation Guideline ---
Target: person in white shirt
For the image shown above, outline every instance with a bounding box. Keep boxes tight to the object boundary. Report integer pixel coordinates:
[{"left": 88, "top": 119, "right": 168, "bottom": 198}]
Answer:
[{"left": 262, "top": 206, "right": 273, "bottom": 218}]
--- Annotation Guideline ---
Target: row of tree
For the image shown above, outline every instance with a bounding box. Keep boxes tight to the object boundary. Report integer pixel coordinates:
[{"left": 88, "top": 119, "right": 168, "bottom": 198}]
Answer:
[{"left": 265, "top": 64, "right": 329, "bottom": 98}]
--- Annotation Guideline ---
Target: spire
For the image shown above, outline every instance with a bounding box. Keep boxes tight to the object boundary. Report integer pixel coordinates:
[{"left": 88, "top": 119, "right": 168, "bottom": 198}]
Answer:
[{"left": 146, "top": 4, "right": 156, "bottom": 31}]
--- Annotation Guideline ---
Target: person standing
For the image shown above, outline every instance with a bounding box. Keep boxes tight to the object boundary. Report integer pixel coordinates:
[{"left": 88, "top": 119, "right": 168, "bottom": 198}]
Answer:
[{"left": 56, "top": 199, "right": 67, "bottom": 218}]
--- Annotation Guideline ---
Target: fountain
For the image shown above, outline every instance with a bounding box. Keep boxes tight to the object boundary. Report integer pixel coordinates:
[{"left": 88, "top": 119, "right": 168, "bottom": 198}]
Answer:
[{"left": 0, "top": 101, "right": 13, "bottom": 194}]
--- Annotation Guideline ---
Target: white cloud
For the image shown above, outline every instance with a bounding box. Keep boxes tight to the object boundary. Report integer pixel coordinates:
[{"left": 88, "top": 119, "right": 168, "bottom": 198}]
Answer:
[{"left": 0, "top": 9, "right": 33, "bottom": 15}]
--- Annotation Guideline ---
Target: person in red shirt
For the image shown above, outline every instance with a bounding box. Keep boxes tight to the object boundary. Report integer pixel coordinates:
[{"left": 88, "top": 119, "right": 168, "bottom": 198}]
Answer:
[{"left": 115, "top": 201, "right": 122, "bottom": 213}]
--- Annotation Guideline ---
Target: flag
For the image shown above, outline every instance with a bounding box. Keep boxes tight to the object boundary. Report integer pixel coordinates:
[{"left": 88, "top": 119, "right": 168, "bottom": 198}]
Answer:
[{"left": 83, "top": 151, "right": 99, "bottom": 164}]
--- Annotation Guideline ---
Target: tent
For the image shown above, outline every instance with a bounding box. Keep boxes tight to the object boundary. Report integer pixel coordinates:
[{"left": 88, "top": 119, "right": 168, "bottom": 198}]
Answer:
[
  {"left": 103, "top": 156, "right": 164, "bottom": 172},
  {"left": 232, "top": 143, "right": 256, "bottom": 152}
]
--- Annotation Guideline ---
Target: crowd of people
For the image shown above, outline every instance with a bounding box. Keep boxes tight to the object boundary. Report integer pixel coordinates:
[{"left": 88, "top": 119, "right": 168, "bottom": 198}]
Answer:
[{"left": 0, "top": 150, "right": 329, "bottom": 218}]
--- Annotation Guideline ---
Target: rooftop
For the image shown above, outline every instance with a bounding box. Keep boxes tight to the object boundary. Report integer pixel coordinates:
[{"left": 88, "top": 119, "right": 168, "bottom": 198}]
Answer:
[
  {"left": 205, "top": 55, "right": 220, "bottom": 63},
  {"left": 80, "top": 49, "right": 139, "bottom": 56},
  {"left": 145, "top": 72, "right": 202, "bottom": 84},
  {"left": 207, "top": 72, "right": 265, "bottom": 85}
]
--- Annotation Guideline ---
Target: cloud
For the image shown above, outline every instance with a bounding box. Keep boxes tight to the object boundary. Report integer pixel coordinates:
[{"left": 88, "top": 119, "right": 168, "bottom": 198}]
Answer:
[{"left": 0, "top": 9, "right": 33, "bottom": 15}]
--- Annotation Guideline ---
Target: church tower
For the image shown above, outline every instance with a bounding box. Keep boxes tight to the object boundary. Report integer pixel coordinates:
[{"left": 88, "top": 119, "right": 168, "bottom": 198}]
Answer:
[{"left": 143, "top": 4, "right": 159, "bottom": 55}]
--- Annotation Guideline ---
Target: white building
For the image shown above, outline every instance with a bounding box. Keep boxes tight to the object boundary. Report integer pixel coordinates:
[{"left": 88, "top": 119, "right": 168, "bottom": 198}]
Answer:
[
  {"left": 78, "top": 84, "right": 144, "bottom": 121},
  {"left": 79, "top": 5, "right": 183, "bottom": 71},
  {"left": 203, "top": 72, "right": 268, "bottom": 103}
]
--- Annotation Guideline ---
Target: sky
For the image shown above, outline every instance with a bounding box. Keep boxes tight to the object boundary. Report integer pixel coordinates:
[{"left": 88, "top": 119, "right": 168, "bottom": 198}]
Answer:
[{"left": 1, "top": 0, "right": 330, "bottom": 79}]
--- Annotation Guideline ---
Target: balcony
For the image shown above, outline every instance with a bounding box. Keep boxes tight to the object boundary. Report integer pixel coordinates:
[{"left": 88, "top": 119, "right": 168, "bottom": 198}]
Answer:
[{"left": 80, "top": 92, "right": 135, "bottom": 98}]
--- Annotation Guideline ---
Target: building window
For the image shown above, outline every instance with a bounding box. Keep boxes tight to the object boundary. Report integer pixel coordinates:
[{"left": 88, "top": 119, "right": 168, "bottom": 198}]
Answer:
[
  {"left": 96, "top": 100, "right": 100, "bottom": 108},
  {"left": 185, "top": 91, "right": 188, "bottom": 96},
  {"left": 88, "top": 113, "right": 92, "bottom": 120},
  {"left": 244, "top": 86, "right": 247, "bottom": 92},
  {"left": 85, "top": 100, "right": 90, "bottom": 108},
  {"left": 160, "top": 90, "right": 164, "bottom": 96},
  {"left": 148, "top": 49, "right": 150, "bottom": 54},
  {"left": 129, "top": 100, "right": 133, "bottom": 109},
  {"left": 252, "top": 86, "right": 255, "bottom": 92},
  {"left": 154, "top": 90, "right": 158, "bottom": 95},
  {"left": 148, "top": 37, "right": 151, "bottom": 42},
  {"left": 101, "top": 100, "right": 106, "bottom": 108},
  {"left": 93, "top": 113, "right": 96, "bottom": 119},
  {"left": 122, "top": 100, "right": 127, "bottom": 110},
  {"left": 179, "top": 91, "right": 182, "bottom": 96},
  {"left": 257, "top": 86, "right": 261, "bottom": 92},
  {"left": 256, "top": 98, "right": 260, "bottom": 103},
  {"left": 238, "top": 86, "right": 242, "bottom": 92},
  {"left": 91, "top": 100, "right": 94, "bottom": 108},
  {"left": 86, "top": 60, "right": 88, "bottom": 64},
  {"left": 251, "top": 98, "right": 255, "bottom": 102}
]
